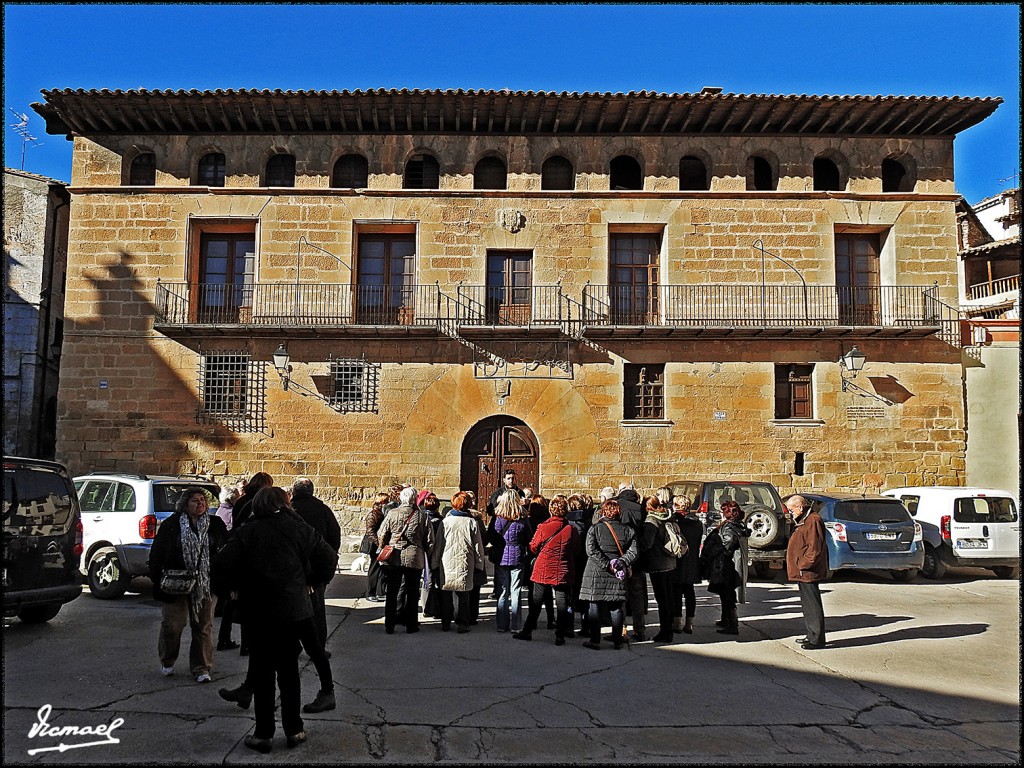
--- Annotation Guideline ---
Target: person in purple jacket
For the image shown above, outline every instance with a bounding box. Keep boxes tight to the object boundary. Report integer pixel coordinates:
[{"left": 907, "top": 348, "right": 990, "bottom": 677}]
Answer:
[{"left": 487, "top": 490, "right": 532, "bottom": 632}]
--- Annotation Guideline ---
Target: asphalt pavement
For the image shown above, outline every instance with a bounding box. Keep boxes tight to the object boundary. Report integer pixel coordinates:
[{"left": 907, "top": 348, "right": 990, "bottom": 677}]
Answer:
[{"left": 3, "top": 555, "right": 1020, "bottom": 764}]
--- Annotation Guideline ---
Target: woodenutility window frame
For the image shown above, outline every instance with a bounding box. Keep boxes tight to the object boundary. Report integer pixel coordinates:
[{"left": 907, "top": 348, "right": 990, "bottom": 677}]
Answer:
[
  {"left": 486, "top": 250, "right": 533, "bottom": 325},
  {"left": 834, "top": 230, "right": 882, "bottom": 325},
  {"left": 404, "top": 154, "right": 440, "bottom": 189},
  {"left": 265, "top": 153, "right": 296, "bottom": 187},
  {"left": 187, "top": 219, "right": 258, "bottom": 324},
  {"left": 353, "top": 223, "right": 417, "bottom": 325},
  {"left": 332, "top": 154, "right": 369, "bottom": 188},
  {"left": 774, "top": 364, "right": 814, "bottom": 420},
  {"left": 623, "top": 363, "right": 665, "bottom": 420},
  {"left": 609, "top": 228, "right": 662, "bottom": 325}
]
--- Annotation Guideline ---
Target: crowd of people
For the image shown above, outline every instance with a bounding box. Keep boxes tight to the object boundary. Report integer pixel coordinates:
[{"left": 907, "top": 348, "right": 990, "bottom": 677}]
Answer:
[
  {"left": 145, "top": 468, "right": 829, "bottom": 752},
  {"left": 359, "top": 470, "right": 756, "bottom": 649}
]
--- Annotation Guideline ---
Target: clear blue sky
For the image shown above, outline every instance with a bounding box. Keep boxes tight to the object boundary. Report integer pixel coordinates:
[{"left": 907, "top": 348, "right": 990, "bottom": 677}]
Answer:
[{"left": 4, "top": 3, "right": 1020, "bottom": 204}]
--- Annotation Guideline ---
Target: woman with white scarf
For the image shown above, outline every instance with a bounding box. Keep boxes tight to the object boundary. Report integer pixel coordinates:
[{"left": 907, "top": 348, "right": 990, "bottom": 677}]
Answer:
[{"left": 150, "top": 487, "right": 228, "bottom": 682}]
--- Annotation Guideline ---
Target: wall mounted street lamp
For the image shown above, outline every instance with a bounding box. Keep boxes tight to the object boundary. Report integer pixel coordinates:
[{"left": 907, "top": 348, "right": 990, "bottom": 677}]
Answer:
[
  {"left": 272, "top": 343, "right": 292, "bottom": 390},
  {"left": 839, "top": 346, "right": 893, "bottom": 405}
]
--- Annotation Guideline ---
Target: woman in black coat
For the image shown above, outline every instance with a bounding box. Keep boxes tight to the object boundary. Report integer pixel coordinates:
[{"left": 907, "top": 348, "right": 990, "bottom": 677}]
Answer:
[
  {"left": 213, "top": 486, "right": 338, "bottom": 753},
  {"left": 670, "top": 495, "right": 704, "bottom": 634},
  {"left": 150, "top": 487, "right": 228, "bottom": 683},
  {"left": 698, "top": 500, "right": 750, "bottom": 636},
  {"left": 578, "top": 499, "right": 638, "bottom": 650}
]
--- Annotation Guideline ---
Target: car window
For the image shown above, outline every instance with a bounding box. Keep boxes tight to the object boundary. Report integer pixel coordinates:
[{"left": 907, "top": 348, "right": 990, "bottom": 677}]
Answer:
[
  {"left": 833, "top": 501, "right": 911, "bottom": 525},
  {"left": 154, "top": 483, "right": 217, "bottom": 513},
  {"left": 713, "top": 484, "right": 780, "bottom": 510},
  {"left": 114, "top": 483, "right": 137, "bottom": 512},
  {"left": 3, "top": 466, "right": 76, "bottom": 529},
  {"left": 954, "top": 497, "right": 1018, "bottom": 524},
  {"left": 79, "top": 481, "right": 116, "bottom": 512},
  {"left": 899, "top": 495, "right": 920, "bottom": 516}
]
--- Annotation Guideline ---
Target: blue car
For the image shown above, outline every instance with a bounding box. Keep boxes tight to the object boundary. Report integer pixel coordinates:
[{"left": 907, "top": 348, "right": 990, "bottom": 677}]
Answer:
[{"left": 788, "top": 493, "right": 924, "bottom": 581}]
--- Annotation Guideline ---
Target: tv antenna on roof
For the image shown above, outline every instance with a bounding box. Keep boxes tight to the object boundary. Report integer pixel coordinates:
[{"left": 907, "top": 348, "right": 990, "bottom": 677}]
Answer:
[
  {"left": 8, "top": 108, "right": 43, "bottom": 170},
  {"left": 997, "top": 171, "right": 1019, "bottom": 186}
]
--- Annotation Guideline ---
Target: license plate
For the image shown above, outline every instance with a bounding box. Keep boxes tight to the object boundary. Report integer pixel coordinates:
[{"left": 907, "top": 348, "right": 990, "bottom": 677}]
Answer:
[
  {"left": 956, "top": 539, "right": 988, "bottom": 549},
  {"left": 866, "top": 532, "right": 898, "bottom": 541}
]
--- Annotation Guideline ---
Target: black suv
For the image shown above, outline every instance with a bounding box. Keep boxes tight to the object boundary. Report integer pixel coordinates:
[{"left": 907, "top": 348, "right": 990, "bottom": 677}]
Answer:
[
  {"left": 3, "top": 457, "right": 84, "bottom": 622},
  {"left": 666, "top": 479, "right": 790, "bottom": 578}
]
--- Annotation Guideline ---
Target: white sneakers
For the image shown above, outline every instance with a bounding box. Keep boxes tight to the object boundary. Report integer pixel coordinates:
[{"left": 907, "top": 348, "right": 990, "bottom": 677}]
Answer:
[
  {"left": 160, "top": 665, "right": 174, "bottom": 676},
  {"left": 196, "top": 673, "right": 212, "bottom": 683}
]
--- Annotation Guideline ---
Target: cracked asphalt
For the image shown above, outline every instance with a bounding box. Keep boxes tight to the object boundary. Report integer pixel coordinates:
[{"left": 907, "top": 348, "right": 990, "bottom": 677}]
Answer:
[{"left": 3, "top": 557, "right": 1019, "bottom": 764}]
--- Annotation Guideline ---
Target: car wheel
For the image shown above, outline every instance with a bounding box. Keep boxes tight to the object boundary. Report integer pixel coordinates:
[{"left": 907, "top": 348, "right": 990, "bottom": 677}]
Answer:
[
  {"left": 920, "top": 544, "right": 946, "bottom": 580},
  {"left": 752, "top": 562, "right": 778, "bottom": 580},
  {"left": 990, "top": 566, "right": 1020, "bottom": 579},
  {"left": 891, "top": 569, "right": 917, "bottom": 582},
  {"left": 17, "top": 603, "right": 62, "bottom": 623},
  {"left": 745, "top": 506, "right": 784, "bottom": 549},
  {"left": 87, "top": 548, "right": 130, "bottom": 599}
]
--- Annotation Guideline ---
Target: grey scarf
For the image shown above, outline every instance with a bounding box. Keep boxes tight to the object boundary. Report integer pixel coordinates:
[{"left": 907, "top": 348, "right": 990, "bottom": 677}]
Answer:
[{"left": 179, "top": 513, "right": 211, "bottom": 622}]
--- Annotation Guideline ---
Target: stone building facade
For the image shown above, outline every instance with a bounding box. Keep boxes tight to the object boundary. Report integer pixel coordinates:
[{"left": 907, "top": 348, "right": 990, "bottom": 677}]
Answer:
[
  {"left": 32, "top": 89, "right": 1000, "bottom": 522},
  {"left": 3, "top": 168, "right": 70, "bottom": 458}
]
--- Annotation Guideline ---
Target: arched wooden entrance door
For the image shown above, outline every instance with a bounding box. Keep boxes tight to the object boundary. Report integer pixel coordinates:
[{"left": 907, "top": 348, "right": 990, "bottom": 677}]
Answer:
[{"left": 460, "top": 416, "right": 540, "bottom": 508}]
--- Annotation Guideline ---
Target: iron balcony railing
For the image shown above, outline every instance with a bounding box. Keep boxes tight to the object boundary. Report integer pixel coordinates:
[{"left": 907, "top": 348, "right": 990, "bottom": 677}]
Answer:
[
  {"left": 155, "top": 282, "right": 445, "bottom": 327},
  {"left": 581, "top": 283, "right": 951, "bottom": 330},
  {"left": 455, "top": 285, "right": 565, "bottom": 326}
]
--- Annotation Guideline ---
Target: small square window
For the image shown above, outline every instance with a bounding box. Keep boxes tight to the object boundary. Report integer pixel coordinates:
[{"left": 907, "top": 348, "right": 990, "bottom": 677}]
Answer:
[
  {"left": 330, "top": 359, "right": 380, "bottom": 413},
  {"left": 624, "top": 364, "right": 665, "bottom": 420}
]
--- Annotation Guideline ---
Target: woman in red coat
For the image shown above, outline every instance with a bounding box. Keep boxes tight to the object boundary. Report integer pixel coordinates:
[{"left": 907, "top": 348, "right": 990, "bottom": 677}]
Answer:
[{"left": 513, "top": 496, "right": 581, "bottom": 645}]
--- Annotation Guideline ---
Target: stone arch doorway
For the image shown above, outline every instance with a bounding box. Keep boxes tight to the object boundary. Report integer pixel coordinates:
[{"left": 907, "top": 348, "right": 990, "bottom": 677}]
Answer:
[{"left": 460, "top": 416, "right": 539, "bottom": 509}]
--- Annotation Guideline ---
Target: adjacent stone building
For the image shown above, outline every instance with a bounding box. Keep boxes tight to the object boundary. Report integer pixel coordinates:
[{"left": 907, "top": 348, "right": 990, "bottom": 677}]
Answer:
[
  {"left": 3, "top": 168, "right": 70, "bottom": 459},
  {"left": 32, "top": 88, "right": 1001, "bottom": 521}
]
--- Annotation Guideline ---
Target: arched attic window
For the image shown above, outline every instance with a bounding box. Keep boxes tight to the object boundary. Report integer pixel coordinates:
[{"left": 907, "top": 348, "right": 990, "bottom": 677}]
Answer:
[
  {"left": 197, "top": 152, "right": 226, "bottom": 187},
  {"left": 265, "top": 153, "right": 296, "bottom": 187},
  {"left": 747, "top": 156, "right": 776, "bottom": 191},
  {"left": 813, "top": 156, "right": 844, "bottom": 191},
  {"left": 129, "top": 152, "right": 156, "bottom": 185},
  {"left": 882, "top": 157, "right": 915, "bottom": 192},
  {"left": 474, "top": 156, "right": 507, "bottom": 190},
  {"left": 541, "top": 155, "right": 574, "bottom": 190},
  {"left": 610, "top": 155, "right": 643, "bottom": 190},
  {"left": 332, "top": 154, "right": 369, "bottom": 188},
  {"left": 679, "top": 156, "right": 709, "bottom": 191},
  {"left": 404, "top": 154, "right": 440, "bottom": 189}
]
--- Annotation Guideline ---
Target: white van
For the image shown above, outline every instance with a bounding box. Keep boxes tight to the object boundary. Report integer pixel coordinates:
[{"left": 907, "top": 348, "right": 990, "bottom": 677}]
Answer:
[{"left": 882, "top": 487, "right": 1020, "bottom": 579}]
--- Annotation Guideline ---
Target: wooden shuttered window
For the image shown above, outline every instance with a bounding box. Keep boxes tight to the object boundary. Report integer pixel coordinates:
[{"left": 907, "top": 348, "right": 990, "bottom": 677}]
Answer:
[{"left": 775, "top": 364, "right": 813, "bottom": 419}]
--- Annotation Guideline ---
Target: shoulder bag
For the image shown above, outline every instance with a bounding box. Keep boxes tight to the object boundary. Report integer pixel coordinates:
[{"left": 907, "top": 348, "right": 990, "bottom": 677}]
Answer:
[
  {"left": 160, "top": 568, "right": 197, "bottom": 595},
  {"left": 662, "top": 519, "right": 688, "bottom": 558},
  {"left": 377, "top": 508, "right": 418, "bottom": 563},
  {"left": 602, "top": 521, "right": 633, "bottom": 579}
]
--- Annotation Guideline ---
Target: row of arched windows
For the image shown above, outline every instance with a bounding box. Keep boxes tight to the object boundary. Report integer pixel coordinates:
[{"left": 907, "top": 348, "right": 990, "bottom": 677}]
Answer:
[{"left": 128, "top": 149, "right": 917, "bottom": 193}]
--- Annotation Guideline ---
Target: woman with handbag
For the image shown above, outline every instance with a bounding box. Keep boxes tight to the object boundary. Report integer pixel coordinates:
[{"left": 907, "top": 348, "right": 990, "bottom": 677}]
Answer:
[
  {"left": 698, "top": 500, "right": 751, "bottom": 635},
  {"left": 488, "top": 490, "right": 531, "bottom": 633},
  {"left": 150, "top": 487, "right": 228, "bottom": 682},
  {"left": 429, "top": 491, "right": 486, "bottom": 633},
  {"left": 578, "top": 499, "right": 638, "bottom": 650},
  {"left": 513, "top": 496, "right": 580, "bottom": 645},
  {"left": 361, "top": 492, "right": 390, "bottom": 602},
  {"left": 377, "top": 486, "right": 431, "bottom": 634}
]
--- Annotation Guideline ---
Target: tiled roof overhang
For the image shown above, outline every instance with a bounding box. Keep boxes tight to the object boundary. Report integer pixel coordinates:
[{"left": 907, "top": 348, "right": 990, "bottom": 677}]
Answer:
[
  {"left": 31, "top": 88, "right": 1001, "bottom": 138},
  {"left": 960, "top": 235, "right": 1022, "bottom": 259}
]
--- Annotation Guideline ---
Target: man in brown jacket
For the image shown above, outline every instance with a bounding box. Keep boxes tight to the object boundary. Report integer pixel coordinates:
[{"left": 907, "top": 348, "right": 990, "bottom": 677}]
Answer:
[{"left": 784, "top": 495, "right": 829, "bottom": 649}]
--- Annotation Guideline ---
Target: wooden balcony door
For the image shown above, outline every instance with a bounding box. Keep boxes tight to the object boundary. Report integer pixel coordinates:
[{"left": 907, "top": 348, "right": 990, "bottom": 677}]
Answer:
[
  {"left": 610, "top": 233, "right": 660, "bottom": 324},
  {"left": 195, "top": 231, "right": 255, "bottom": 323},
  {"left": 356, "top": 234, "right": 416, "bottom": 325},
  {"left": 486, "top": 250, "right": 532, "bottom": 325},
  {"left": 835, "top": 233, "right": 880, "bottom": 325}
]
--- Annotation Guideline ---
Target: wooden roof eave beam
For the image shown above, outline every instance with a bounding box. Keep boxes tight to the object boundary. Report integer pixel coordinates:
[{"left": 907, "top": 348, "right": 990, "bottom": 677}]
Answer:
[{"left": 776, "top": 100, "right": 804, "bottom": 133}]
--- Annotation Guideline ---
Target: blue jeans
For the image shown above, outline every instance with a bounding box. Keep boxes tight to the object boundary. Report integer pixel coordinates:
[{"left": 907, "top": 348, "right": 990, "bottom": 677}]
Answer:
[{"left": 494, "top": 565, "right": 524, "bottom": 632}]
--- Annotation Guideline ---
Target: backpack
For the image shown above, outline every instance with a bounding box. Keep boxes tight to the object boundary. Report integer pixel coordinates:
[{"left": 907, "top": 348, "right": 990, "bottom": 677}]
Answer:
[{"left": 663, "top": 520, "right": 688, "bottom": 558}]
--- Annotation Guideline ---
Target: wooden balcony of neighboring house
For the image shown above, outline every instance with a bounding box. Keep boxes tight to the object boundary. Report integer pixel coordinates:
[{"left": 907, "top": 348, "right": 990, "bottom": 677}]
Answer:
[
  {"left": 578, "top": 283, "right": 963, "bottom": 345},
  {"left": 963, "top": 274, "right": 1020, "bottom": 319}
]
